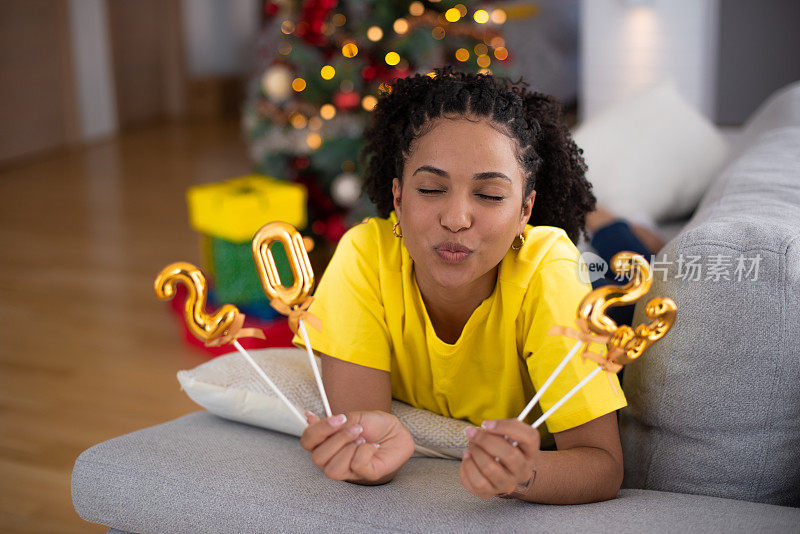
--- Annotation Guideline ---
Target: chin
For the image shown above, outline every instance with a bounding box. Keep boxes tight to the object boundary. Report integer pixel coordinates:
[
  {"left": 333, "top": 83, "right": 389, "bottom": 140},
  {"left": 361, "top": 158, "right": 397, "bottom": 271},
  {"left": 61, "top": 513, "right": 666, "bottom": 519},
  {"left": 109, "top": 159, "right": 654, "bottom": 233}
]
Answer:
[{"left": 427, "top": 263, "right": 476, "bottom": 290}]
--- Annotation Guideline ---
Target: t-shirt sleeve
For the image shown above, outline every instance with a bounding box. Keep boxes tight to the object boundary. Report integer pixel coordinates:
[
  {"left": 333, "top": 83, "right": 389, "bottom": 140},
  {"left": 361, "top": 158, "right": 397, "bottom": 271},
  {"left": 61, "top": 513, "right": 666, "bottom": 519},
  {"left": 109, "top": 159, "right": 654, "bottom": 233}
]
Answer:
[
  {"left": 522, "top": 259, "right": 627, "bottom": 434},
  {"left": 291, "top": 223, "right": 392, "bottom": 372}
]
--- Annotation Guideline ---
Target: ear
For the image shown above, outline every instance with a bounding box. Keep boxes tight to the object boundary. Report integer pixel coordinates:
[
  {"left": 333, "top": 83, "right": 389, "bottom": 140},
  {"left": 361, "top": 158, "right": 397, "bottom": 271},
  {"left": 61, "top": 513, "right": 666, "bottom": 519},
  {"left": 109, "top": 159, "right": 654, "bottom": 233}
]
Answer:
[
  {"left": 519, "top": 190, "right": 535, "bottom": 233},
  {"left": 392, "top": 178, "right": 402, "bottom": 218}
]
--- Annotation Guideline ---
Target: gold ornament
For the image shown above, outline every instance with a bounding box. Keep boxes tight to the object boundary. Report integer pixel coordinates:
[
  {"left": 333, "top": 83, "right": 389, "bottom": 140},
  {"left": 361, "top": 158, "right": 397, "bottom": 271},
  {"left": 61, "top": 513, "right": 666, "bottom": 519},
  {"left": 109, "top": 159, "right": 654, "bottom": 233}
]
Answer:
[
  {"left": 392, "top": 221, "right": 403, "bottom": 238},
  {"left": 511, "top": 233, "right": 525, "bottom": 250}
]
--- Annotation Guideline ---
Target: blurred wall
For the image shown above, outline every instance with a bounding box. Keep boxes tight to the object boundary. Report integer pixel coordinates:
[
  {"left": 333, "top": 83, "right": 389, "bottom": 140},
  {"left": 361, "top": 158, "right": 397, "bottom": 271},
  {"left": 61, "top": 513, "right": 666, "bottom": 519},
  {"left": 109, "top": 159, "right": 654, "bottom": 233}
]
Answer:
[
  {"left": 0, "top": 0, "right": 79, "bottom": 163},
  {"left": 107, "top": 0, "right": 185, "bottom": 128},
  {"left": 580, "top": 0, "right": 720, "bottom": 121},
  {"left": 716, "top": 0, "right": 800, "bottom": 125},
  {"left": 502, "top": 0, "right": 580, "bottom": 104},
  {"left": 181, "top": 0, "right": 259, "bottom": 78},
  {"left": 68, "top": 0, "right": 117, "bottom": 141}
]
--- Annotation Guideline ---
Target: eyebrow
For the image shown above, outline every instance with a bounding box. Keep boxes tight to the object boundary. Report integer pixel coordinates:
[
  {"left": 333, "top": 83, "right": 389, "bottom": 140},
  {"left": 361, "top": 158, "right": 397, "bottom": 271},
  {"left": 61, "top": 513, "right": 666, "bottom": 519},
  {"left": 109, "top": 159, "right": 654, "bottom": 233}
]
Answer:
[{"left": 412, "top": 165, "right": 512, "bottom": 184}]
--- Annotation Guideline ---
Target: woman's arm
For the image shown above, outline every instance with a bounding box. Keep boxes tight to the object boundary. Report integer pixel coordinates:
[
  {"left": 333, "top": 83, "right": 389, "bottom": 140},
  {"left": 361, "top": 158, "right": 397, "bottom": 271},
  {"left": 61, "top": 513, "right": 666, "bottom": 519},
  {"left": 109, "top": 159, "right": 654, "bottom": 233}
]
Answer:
[
  {"left": 300, "top": 353, "right": 415, "bottom": 485},
  {"left": 460, "top": 412, "right": 623, "bottom": 503},
  {"left": 320, "top": 354, "right": 392, "bottom": 414},
  {"left": 524, "top": 412, "right": 623, "bottom": 503}
]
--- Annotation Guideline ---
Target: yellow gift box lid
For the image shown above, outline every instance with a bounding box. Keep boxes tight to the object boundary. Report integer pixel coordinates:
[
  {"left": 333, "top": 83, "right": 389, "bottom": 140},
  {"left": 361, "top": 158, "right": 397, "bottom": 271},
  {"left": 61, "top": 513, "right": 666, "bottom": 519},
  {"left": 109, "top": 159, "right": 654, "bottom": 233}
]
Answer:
[{"left": 187, "top": 174, "right": 307, "bottom": 243}]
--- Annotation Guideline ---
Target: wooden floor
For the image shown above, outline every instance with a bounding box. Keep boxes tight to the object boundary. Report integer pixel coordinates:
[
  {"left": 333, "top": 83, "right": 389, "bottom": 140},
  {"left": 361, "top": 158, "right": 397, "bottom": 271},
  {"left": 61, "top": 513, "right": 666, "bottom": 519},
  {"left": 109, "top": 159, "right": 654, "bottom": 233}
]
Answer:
[{"left": 0, "top": 120, "right": 255, "bottom": 532}]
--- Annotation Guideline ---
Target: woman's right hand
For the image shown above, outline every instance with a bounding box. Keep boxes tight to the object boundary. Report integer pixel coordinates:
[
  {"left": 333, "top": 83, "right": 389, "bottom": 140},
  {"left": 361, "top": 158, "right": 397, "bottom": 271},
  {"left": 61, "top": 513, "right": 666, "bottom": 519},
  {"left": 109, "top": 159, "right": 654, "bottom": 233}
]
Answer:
[{"left": 300, "top": 410, "right": 415, "bottom": 484}]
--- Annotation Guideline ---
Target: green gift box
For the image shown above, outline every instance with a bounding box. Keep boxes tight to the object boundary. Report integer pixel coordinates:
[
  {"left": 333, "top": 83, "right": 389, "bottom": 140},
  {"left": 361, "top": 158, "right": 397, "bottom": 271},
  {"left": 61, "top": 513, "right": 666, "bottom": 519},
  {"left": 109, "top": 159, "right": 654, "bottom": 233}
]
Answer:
[{"left": 204, "top": 236, "right": 295, "bottom": 308}]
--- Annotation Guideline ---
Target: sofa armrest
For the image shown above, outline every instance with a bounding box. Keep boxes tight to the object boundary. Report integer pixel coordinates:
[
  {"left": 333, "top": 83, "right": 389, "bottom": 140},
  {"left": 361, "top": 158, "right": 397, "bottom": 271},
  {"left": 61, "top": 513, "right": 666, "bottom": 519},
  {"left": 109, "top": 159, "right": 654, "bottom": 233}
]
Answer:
[{"left": 72, "top": 412, "right": 800, "bottom": 533}]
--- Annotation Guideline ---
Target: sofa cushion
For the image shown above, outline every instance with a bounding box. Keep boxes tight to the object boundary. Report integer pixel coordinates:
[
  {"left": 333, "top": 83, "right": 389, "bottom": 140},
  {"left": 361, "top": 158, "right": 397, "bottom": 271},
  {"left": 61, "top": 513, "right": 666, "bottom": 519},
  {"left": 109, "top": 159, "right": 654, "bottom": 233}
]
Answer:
[
  {"left": 622, "top": 124, "right": 800, "bottom": 506},
  {"left": 573, "top": 81, "right": 728, "bottom": 222},
  {"left": 177, "top": 348, "right": 470, "bottom": 459},
  {"left": 72, "top": 412, "right": 800, "bottom": 533}
]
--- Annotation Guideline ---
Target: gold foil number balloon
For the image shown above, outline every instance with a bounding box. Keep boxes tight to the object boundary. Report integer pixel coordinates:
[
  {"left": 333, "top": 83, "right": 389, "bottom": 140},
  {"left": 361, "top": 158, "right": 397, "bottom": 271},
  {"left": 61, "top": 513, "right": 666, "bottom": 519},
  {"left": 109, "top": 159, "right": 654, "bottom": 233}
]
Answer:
[
  {"left": 615, "top": 297, "right": 677, "bottom": 364},
  {"left": 577, "top": 252, "right": 676, "bottom": 364},
  {"left": 154, "top": 262, "right": 238, "bottom": 342},
  {"left": 577, "top": 252, "right": 652, "bottom": 337},
  {"left": 252, "top": 221, "right": 314, "bottom": 307}
]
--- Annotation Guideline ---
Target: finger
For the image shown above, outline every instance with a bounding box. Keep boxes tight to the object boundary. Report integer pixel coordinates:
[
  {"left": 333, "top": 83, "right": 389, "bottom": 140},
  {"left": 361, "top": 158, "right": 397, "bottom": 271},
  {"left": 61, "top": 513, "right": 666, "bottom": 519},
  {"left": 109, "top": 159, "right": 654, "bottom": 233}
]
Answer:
[
  {"left": 300, "top": 413, "right": 351, "bottom": 452},
  {"left": 479, "top": 419, "right": 541, "bottom": 457},
  {"left": 310, "top": 423, "right": 364, "bottom": 467},
  {"left": 460, "top": 453, "right": 496, "bottom": 499},
  {"left": 323, "top": 441, "right": 360, "bottom": 481},
  {"left": 469, "top": 428, "right": 527, "bottom": 472},
  {"left": 468, "top": 442, "right": 515, "bottom": 495},
  {"left": 305, "top": 411, "right": 320, "bottom": 425},
  {"left": 350, "top": 440, "right": 381, "bottom": 480}
]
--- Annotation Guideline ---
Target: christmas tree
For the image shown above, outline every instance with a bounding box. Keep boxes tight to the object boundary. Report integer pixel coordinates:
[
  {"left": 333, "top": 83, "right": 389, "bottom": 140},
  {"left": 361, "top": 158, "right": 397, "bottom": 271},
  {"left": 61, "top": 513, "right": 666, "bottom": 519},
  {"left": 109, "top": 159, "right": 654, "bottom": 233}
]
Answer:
[{"left": 243, "top": 0, "right": 515, "bottom": 247}]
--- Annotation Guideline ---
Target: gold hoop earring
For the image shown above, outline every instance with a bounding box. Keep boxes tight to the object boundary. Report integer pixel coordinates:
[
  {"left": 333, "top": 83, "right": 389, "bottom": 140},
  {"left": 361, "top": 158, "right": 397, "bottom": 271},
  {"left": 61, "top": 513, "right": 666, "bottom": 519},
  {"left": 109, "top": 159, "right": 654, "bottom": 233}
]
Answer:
[
  {"left": 511, "top": 233, "right": 525, "bottom": 250},
  {"left": 392, "top": 221, "right": 403, "bottom": 238}
]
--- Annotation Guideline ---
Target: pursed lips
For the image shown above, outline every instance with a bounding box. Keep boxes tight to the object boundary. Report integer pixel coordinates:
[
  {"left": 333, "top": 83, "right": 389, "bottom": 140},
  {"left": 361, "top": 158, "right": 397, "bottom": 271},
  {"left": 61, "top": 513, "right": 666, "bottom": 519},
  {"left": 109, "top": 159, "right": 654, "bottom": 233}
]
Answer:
[
  {"left": 433, "top": 242, "right": 472, "bottom": 264},
  {"left": 434, "top": 242, "right": 472, "bottom": 253}
]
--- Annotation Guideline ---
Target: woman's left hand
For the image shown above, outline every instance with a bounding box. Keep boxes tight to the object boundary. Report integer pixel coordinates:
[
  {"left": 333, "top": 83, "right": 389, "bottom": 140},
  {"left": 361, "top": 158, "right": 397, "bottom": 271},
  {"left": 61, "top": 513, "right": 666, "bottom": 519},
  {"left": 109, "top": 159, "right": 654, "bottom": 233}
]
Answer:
[{"left": 459, "top": 418, "right": 541, "bottom": 499}]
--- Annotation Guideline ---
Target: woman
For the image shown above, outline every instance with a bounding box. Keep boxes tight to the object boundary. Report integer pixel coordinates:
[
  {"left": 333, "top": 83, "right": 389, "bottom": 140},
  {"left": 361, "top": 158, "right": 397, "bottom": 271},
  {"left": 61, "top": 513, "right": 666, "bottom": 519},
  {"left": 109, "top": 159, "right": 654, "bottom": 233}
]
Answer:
[{"left": 294, "top": 69, "right": 626, "bottom": 503}]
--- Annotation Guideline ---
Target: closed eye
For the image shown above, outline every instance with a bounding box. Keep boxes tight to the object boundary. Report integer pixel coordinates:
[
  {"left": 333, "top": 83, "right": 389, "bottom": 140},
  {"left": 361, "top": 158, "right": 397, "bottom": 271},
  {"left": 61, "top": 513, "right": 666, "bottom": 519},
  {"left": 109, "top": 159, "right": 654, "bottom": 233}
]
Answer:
[
  {"left": 477, "top": 194, "right": 504, "bottom": 202},
  {"left": 417, "top": 188, "right": 444, "bottom": 195}
]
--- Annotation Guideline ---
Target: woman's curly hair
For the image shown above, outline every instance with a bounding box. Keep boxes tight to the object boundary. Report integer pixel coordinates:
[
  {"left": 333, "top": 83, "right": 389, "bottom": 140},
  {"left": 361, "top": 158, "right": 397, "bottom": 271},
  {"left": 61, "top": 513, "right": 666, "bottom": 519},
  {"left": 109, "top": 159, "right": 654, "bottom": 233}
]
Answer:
[{"left": 360, "top": 67, "right": 596, "bottom": 244}]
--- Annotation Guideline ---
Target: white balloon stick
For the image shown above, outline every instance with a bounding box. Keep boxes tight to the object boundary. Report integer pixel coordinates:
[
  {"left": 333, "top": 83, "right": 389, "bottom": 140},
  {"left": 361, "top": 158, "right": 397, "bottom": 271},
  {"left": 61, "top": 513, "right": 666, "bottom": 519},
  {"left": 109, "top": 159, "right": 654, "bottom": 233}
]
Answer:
[
  {"left": 517, "top": 340, "right": 583, "bottom": 422},
  {"left": 232, "top": 340, "right": 308, "bottom": 427},
  {"left": 297, "top": 319, "right": 332, "bottom": 418},
  {"left": 532, "top": 366, "right": 603, "bottom": 430}
]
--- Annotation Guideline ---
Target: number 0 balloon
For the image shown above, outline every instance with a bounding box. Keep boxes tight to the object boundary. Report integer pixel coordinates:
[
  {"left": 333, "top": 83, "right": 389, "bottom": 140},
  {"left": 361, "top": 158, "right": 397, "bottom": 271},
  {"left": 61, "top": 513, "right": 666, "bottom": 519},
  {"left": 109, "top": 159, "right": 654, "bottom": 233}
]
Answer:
[{"left": 252, "top": 221, "right": 331, "bottom": 417}]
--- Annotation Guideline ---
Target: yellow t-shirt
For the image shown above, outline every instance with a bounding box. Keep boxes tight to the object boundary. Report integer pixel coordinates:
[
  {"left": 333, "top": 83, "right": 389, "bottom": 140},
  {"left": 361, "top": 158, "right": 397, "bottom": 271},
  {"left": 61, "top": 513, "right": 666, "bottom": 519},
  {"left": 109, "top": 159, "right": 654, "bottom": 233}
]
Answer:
[{"left": 292, "top": 213, "right": 626, "bottom": 440}]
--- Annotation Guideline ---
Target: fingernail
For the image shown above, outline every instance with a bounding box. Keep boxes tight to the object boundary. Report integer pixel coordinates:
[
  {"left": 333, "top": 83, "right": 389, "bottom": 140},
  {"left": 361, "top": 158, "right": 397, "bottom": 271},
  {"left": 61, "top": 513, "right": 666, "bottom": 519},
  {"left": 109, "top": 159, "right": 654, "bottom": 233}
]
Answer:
[
  {"left": 462, "top": 450, "right": 471, "bottom": 459},
  {"left": 464, "top": 427, "right": 477, "bottom": 439},
  {"left": 350, "top": 424, "right": 363, "bottom": 436},
  {"left": 481, "top": 420, "right": 496, "bottom": 430},
  {"left": 330, "top": 414, "right": 347, "bottom": 427},
  {"left": 355, "top": 437, "right": 366, "bottom": 445}
]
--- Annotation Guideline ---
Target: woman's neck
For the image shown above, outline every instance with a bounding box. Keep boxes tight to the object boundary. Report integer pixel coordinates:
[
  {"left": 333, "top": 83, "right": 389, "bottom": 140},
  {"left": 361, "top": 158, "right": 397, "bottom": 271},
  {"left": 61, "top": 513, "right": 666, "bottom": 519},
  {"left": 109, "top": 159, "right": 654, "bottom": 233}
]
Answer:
[{"left": 414, "top": 265, "right": 498, "bottom": 344}]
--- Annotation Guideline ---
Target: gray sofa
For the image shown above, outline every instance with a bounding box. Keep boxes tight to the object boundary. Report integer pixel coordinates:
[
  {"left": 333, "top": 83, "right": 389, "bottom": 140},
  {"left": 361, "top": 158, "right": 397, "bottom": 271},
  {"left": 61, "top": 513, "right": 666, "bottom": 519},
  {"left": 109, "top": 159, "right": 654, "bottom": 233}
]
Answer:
[{"left": 72, "top": 83, "right": 800, "bottom": 532}]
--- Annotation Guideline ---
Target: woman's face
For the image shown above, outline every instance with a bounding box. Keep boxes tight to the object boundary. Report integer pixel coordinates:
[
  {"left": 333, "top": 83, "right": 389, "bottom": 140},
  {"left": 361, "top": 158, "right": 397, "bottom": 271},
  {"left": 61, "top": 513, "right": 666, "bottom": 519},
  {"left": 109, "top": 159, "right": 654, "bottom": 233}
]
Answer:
[{"left": 393, "top": 117, "right": 534, "bottom": 293}]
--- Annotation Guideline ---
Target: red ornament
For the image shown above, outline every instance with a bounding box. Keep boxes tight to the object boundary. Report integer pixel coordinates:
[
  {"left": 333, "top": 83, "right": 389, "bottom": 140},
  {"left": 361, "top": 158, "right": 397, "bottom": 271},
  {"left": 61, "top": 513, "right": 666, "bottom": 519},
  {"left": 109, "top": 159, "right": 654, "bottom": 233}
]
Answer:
[
  {"left": 263, "top": 2, "right": 279, "bottom": 16},
  {"left": 312, "top": 220, "right": 327, "bottom": 235},
  {"left": 294, "top": 156, "right": 310, "bottom": 169},
  {"left": 322, "top": 213, "right": 348, "bottom": 242},
  {"left": 361, "top": 66, "right": 377, "bottom": 81},
  {"left": 333, "top": 90, "right": 360, "bottom": 110},
  {"left": 298, "top": 0, "right": 337, "bottom": 46}
]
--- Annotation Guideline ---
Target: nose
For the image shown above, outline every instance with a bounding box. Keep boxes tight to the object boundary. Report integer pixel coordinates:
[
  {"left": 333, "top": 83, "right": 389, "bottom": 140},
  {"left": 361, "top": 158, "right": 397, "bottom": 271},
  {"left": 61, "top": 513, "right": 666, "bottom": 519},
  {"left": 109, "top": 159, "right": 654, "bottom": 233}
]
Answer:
[{"left": 439, "top": 193, "right": 472, "bottom": 233}]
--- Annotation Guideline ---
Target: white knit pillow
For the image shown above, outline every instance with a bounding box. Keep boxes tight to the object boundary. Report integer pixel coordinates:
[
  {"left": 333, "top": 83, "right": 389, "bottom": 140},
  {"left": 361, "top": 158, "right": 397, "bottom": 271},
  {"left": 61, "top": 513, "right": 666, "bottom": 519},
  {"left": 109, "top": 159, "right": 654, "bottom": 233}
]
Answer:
[{"left": 177, "top": 348, "right": 469, "bottom": 459}]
